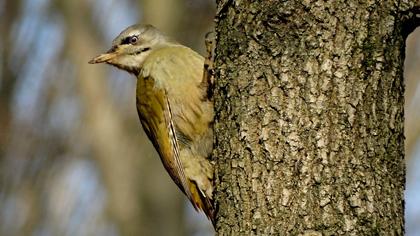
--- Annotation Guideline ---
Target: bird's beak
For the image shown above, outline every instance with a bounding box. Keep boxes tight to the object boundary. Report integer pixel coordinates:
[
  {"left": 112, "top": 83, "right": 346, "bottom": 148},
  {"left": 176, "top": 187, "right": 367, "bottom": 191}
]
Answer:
[
  {"left": 88, "top": 52, "right": 118, "bottom": 64},
  {"left": 89, "top": 47, "right": 120, "bottom": 64}
]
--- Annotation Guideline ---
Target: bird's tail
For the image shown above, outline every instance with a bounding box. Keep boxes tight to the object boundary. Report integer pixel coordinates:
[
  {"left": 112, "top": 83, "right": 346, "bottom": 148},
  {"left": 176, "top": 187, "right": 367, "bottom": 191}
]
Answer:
[{"left": 188, "top": 180, "right": 215, "bottom": 227}]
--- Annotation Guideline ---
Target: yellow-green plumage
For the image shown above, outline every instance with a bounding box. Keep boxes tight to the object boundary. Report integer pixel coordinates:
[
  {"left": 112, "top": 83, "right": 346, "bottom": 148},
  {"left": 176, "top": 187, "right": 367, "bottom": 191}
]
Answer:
[
  {"left": 89, "top": 24, "right": 214, "bottom": 223},
  {"left": 137, "top": 45, "right": 214, "bottom": 216}
]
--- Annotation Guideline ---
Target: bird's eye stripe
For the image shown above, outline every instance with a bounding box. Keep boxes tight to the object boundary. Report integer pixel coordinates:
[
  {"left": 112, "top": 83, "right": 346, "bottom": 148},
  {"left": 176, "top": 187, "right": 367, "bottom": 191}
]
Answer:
[
  {"left": 121, "top": 35, "right": 138, "bottom": 45},
  {"left": 121, "top": 37, "right": 131, "bottom": 45}
]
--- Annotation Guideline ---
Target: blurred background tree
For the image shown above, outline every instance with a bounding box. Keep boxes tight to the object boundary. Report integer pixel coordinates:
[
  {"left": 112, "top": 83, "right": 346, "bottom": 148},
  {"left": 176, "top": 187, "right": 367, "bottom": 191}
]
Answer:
[
  {"left": 0, "top": 0, "right": 214, "bottom": 235},
  {"left": 0, "top": 0, "right": 418, "bottom": 235}
]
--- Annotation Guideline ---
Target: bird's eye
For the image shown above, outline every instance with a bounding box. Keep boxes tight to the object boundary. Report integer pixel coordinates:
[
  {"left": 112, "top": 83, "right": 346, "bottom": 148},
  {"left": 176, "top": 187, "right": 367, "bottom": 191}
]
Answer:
[{"left": 129, "top": 36, "right": 138, "bottom": 44}]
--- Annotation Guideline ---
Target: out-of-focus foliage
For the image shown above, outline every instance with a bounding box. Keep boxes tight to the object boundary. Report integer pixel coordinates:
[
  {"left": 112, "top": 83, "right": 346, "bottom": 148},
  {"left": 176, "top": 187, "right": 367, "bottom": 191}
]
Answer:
[
  {"left": 0, "top": 0, "right": 215, "bottom": 235},
  {"left": 0, "top": 0, "right": 418, "bottom": 235}
]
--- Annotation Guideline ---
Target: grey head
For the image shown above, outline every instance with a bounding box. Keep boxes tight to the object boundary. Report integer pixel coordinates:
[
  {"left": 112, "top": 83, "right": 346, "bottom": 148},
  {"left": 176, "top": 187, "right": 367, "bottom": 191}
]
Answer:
[{"left": 89, "top": 24, "right": 175, "bottom": 74}]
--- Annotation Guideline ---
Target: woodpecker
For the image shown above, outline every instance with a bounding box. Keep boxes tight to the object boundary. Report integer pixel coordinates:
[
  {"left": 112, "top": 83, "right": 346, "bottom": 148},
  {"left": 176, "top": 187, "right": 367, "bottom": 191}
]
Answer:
[{"left": 89, "top": 24, "right": 215, "bottom": 223}]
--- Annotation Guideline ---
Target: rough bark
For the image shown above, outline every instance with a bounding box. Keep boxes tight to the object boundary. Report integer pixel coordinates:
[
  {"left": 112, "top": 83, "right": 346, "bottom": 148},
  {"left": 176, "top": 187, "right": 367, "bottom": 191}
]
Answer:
[{"left": 213, "top": 1, "right": 414, "bottom": 235}]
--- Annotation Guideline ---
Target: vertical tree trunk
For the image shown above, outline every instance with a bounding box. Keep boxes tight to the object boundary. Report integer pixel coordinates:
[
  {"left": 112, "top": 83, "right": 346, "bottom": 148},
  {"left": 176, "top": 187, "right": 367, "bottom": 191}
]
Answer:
[{"left": 213, "top": 1, "right": 415, "bottom": 234}]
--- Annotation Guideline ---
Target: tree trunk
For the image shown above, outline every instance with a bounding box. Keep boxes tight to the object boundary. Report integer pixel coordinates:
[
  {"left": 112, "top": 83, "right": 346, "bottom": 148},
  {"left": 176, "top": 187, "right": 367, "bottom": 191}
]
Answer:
[{"left": 213, "top": 1, "right": 416, "bottom": 234}]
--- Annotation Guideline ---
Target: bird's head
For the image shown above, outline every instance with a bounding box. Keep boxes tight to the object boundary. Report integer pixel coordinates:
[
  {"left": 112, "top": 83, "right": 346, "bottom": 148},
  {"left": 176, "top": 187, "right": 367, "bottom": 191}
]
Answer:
[{"left": 89, "top": 24, "right": 173, "bottom": 74}]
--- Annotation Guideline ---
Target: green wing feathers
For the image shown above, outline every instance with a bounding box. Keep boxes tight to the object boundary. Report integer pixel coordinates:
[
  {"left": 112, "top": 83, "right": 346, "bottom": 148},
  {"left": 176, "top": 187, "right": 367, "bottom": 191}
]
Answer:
[{"left": 136, "top": 46, "right": 215, "bottom": 223}]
